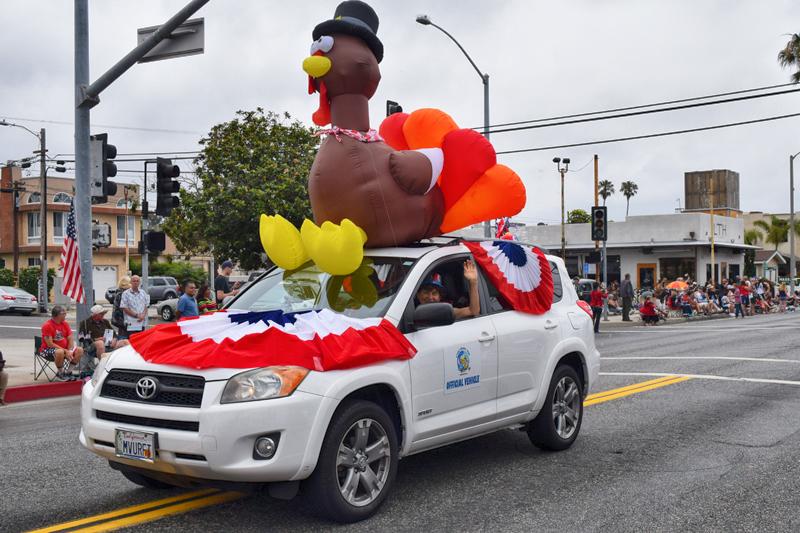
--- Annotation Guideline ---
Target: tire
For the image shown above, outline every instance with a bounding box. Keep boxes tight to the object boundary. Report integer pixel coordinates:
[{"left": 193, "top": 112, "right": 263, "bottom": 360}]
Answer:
[
  {"left": 528, "top": 365, "right": 584, "bottom": 451},
  {"left": 121, "top": 469, "right": 175, "bottom": 489},
  {"left": 160, "top": 306, "right": 174, "bottom": 321},
  {"left": 21, "top": 311, "right": 33, "bottom": 316},
  {"left": 305, "top": 399, "right": 399, "bottom": 523}
]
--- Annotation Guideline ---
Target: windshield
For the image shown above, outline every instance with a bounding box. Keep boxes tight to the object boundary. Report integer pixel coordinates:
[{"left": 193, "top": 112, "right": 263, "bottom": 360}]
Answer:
[{"left": 228, "top": 257, "right": 415, "bottom": 319}]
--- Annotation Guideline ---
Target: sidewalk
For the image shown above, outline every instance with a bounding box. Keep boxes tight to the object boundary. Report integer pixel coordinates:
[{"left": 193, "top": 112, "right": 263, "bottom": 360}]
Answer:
[{"left": 598, "top": 309, "right": 733, "bottom": 329}]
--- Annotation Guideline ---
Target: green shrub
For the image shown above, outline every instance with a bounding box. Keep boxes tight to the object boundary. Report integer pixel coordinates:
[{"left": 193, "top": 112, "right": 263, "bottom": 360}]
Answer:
[
  {"left": 127, "top": 259, "right": 206, "bottom": 286},
  {"left": 18, "top": 267, "right": 55, "bottom": 297},
  {"left": 0, "top": 268, "right": 15, "bottom": 286}
]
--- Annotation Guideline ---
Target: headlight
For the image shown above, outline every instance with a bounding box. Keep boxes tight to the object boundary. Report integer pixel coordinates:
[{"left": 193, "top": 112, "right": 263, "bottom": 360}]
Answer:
[
  {"left": 221, "top": 366, "right": 309, "bottom": 404},
  {"left": 90, "top": 356, "right": 108, "bottom": 387}
]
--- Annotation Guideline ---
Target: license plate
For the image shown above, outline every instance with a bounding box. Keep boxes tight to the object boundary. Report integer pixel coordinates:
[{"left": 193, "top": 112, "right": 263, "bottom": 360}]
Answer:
[{"left": 115, "top": 428, "right": 157, "bottom": 462}]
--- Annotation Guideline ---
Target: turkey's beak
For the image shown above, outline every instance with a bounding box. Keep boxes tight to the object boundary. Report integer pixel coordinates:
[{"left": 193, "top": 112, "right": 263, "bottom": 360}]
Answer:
[{"left": 303, "top": 55, "right": 331, "bottom": 79}]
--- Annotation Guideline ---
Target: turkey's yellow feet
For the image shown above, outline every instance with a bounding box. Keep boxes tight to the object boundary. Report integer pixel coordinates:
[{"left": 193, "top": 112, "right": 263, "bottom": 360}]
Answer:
[
  {"left": 301, "top": 218, "right": 367, "bottom": 275},
  {"left": 259, "top": 214, "right": 309, "bottom": 271}
]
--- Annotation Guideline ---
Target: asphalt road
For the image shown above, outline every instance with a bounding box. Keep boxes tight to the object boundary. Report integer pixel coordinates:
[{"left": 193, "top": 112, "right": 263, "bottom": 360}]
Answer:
[{"left": 2, "top": 312, "right": 799, "bottom": 532}]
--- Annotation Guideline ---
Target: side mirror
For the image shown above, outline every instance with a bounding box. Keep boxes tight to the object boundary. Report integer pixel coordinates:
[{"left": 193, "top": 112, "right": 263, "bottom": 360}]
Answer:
[{"left": 413, "top": 302, "right": 455, "bottom": 329}]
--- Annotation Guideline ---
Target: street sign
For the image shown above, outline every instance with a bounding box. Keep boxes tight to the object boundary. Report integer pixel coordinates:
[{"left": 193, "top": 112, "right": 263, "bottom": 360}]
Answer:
[{"left": 137, "top": 18, "right": 204, "bottom": 64}]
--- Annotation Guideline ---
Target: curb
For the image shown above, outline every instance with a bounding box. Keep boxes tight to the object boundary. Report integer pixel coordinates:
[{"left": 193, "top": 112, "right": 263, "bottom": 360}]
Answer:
[{"left": 5, "top": 380, "right": 84, "bottom": 404}]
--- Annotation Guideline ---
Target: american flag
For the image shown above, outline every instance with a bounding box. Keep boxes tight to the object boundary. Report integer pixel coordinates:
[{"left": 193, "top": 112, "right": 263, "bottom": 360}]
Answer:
[
  {"left": 59, "top": 200, "right": 84, "bottom": 303},
  {"left": 495, "top": 217, "right": 509, "bottom": 238}
]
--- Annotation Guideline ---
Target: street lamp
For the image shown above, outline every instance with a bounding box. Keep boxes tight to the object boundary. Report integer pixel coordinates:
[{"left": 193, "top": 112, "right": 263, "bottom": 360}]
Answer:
[
  {"left": 416, "top": 14, "right": 492, "bottom": 237},
  {"left": 1, "top": 120, "right": 48, "bottom": 312},
  {"left": 553, "top": 157, "right": 570, "bottom": 260},
  {"left": 790, "top": 151, "right": 800, "bottom": 296}
]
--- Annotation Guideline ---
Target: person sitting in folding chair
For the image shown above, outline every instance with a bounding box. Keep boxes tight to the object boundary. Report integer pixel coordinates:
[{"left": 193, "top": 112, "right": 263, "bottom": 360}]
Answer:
[
  {"left": 40, "top": 305, "right": 83, "bottom": 380},
  {"left": 79, "top": 304, "right": 128, "bottom": 360}
]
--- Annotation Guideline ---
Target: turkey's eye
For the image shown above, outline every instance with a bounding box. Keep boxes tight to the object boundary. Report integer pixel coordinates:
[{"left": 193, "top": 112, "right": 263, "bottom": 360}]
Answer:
[
  {"left": 318, "top": 35, "right": 334, "bottom": 53},
  {"left": 309, "top": 36, "right": 334, "bottom": 55}
]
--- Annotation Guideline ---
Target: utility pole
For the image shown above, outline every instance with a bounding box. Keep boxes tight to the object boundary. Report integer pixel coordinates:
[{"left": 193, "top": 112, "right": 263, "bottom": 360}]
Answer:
[
  {"left": 709, "top": 175, "right": 715, "bottom": 284},
  {"left": 553, "top": 157, "right": 570, "bottom": 261},
  {"left": 594, "top": 155, "right": 599, "bottom": 283},
  {"left": 790, "top": 153, "right": 797, "bottom": 297},
  {"left": 37, "top": 128, "right": 48, "bottom": 313}
]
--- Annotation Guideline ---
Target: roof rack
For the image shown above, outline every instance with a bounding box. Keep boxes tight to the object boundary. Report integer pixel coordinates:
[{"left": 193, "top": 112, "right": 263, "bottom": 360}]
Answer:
[{"left": 408, "top": 234, "right": 553, "bottom": 255}]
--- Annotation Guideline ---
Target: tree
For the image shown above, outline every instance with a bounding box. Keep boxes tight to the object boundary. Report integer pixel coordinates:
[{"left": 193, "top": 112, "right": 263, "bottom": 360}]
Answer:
[
  {"left": 567, "top": 209, "right": 591, "bottom": 224},
  {"left": 752, "top": 215, "right": 800, "bottom": 251},
  {"left": 620, "top": 180, "right": 638, "bottom": 217},
  {"left": 18, "top": 267, "right": 55, "bottom": 297},
  {"left": 598, "top": 179, "right": 615, "bottom": 205},
  {"left": 0, "top": 268, "right": 14, "bottom": 286},
  {"left": 778, "top": 33, "right": 800, "bottom": 82},
  {"left": 162, "top": 109, "right": 318, "bottom": 271},
  {"left": 743, "top": 229, "right": 762, "bottom": 277}
]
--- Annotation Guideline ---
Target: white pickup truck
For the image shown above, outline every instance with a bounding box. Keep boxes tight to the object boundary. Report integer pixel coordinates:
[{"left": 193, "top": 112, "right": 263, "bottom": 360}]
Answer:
[{"left": 80, "top": 239, "right": 599, "bottom": 522}]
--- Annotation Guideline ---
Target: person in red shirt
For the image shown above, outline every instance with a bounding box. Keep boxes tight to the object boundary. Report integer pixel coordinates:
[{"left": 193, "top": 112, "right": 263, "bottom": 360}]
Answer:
[
  {"left": 589, "top": 282, "right": 606, "bottom": 333},
  {"left": 640, "top": 296, "right": 660, "bottom": 325},
  {"left": 41, "top": 305, "right": 83, "bottom": 380}
]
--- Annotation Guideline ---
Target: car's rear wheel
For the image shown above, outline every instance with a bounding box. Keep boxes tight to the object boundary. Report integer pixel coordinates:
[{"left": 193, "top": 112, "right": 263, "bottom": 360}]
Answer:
[
  {"left": 160, "top": 306, "right": 174, "bottom": 321},
  {"left": 305, "top": 399, "right": 398, "bottom": 523},
  {"left": 120, "top": 470, "right": 175, "bottom": 489},
  {"left": 528, "top": 365, "right": 583, "bottom": 451}
]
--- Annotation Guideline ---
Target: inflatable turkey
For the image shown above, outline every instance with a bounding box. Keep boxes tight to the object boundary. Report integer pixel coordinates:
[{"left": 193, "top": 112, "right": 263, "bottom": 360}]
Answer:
[{"left": 260, "top": 0, "right": 526, "bottom": 275}]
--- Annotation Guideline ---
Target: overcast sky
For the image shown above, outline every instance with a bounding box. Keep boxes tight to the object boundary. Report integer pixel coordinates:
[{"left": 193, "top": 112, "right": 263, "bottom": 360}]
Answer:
[{"left": 2, "top": 0, "right": 799, "bottom": 226}]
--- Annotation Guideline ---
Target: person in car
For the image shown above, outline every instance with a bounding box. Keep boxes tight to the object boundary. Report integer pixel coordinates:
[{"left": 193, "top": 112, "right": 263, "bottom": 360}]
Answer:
[{"left": 416, "top": 259, "right": 480, "bottom": 319}]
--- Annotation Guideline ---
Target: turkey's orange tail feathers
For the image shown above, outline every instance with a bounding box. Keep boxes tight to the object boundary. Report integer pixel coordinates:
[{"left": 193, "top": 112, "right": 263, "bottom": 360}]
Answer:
[{"left": 378, "top": 108, "right": 526, "bottom": 233}]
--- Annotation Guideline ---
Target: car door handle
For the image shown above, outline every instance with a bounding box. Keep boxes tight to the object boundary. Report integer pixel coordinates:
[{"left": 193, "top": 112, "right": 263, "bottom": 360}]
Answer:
[
  {"left": 544, "top": 320, "right": 559, "bottom": 330},
  {"left": 479, "top": 332, "right": 496, "bottom": 342}
]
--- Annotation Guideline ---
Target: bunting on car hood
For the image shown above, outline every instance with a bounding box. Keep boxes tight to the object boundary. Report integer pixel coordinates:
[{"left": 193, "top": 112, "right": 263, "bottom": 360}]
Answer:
[{"left": 129, "top": 308, "right": 416, "bottom": 371}]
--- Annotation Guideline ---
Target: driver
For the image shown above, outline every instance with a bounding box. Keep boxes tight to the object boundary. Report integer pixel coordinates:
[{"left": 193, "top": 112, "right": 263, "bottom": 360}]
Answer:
[{"left": 416, "top": 260, "right": 480, "bottom": 319}]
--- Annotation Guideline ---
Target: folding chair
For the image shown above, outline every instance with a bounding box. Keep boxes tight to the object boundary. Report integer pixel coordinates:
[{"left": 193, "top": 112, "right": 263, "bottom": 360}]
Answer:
[{"left": 33, "top": 335, "right": 58, "bottom": 382}]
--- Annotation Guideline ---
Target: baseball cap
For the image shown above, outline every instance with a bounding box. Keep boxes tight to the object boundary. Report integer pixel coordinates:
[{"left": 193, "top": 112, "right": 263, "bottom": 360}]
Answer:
[
  {"left": 221, "top": 260, "right": 233, "bottom": 269},
  {"left": 90, "top": 304, "right": 107, "bottom": 315},
  {"left": 421, "top": 274, "right": 445, "bottom": 291}
]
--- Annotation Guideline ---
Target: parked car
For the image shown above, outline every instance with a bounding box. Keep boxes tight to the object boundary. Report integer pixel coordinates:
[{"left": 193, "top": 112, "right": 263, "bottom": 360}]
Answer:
[
  {"left": 81, "top": 239, "right": 599, "bottom": 523},
  {"left": 107, "top": 277, "right": 179, "bottom": 305},
  {"left": 575, "top": 278, "right": 596, "bottom": 303},
  {"left": 0, "top": 286, "right": 37, "bottom": 315},
  {"left": 156, "top": 298, "right": 178, "bottom": 321}
]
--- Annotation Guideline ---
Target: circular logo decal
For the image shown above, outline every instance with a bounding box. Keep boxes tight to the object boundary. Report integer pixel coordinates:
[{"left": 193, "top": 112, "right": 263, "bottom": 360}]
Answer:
[{"left": 135, "top": 376, "right": 159, "bottom": 400}]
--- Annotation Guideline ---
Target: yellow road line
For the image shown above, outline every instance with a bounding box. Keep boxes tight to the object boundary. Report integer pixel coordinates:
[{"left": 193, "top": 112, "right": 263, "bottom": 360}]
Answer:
[
  {"left": 584, "top": 375, "right": 691, "bottom": 406},
  {"left": 71, "top": 491, "right": 244, "bottom": 533},
  {"left": 25, "top": 489, "right": 220, "bottom": 533}
]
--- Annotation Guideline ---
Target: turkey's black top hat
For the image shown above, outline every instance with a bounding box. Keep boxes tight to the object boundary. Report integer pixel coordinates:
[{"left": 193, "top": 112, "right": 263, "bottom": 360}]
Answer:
[{"left": 313, "top": 1, "right": 383, "bottom": 63}]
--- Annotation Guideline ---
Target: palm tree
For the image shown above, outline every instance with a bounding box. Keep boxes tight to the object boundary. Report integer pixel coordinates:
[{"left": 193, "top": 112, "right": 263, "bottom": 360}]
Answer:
[
  {"left": 743, "top": 228, "right": 762, "bottom": 246},
  {"left": 598, "top": 179, "right": 614, "bottom": 205},
  {"left": 778, "top": 33, "right": 800, "bottom": 82},
  {"left": 752, "top": 215, "right": 800, "bottom": 251},
  {"left": 620, "top": 180, "right": 638, "bottom": 217}
]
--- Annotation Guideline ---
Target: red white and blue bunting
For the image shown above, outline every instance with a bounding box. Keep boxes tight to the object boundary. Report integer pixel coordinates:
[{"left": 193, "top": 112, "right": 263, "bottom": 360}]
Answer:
[
  {"left": 464, "top": 240, "right": 553, "bottom": 315},
  {"left": 129, "top": 309, "right": 416, "bottom": 371}
]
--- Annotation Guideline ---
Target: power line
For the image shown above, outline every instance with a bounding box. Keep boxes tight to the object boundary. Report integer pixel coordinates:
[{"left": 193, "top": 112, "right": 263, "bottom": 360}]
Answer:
[
  {"left": 471, "top": 81, "right": 796, "bottom": 130},
  {"left": 496, "top": 111, "right": 800, "bottom": 155},
  {"left": 0, "top": 115, "right": 203, "bottom": 135},
  {"left": 484, "top": 87, "right": 800, "bottom": 135}
]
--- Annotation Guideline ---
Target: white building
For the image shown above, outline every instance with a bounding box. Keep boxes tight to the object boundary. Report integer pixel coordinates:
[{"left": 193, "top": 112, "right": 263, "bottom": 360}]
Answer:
[{"left": 459, "top": 213, "right": 757, "bottom": 289}]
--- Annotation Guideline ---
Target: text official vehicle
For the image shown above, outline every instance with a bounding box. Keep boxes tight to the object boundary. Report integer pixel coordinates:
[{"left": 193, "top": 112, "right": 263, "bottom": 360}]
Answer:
[{"left": 80, "top": 238, "right": 600, "bottom": 523}]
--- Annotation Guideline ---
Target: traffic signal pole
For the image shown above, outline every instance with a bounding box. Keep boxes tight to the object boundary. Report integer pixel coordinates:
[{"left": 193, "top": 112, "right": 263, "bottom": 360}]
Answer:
[
  {"left": 593, "top": 155, "right": 599, "bottom": 283},
  {"left": 73, "top": 0, "right": 209, "bottom": 323}
]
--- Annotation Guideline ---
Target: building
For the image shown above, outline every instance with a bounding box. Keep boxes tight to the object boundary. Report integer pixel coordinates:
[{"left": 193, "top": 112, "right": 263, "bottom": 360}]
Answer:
[
  {"left": 0, "top": 165, "right": 141, "bottom": 301},
  {"left": 683, "top": 169, "right": 741, "bottom": 218},
  {"left": 743, "top": 211, "right": 799, "bottom": 277}
]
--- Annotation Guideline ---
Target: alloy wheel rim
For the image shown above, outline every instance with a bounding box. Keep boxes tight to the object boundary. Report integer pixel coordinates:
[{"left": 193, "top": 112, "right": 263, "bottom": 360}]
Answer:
[
  {"left": 551, "top": 376, "right": 581, "bottom": 439},
  {"left": 336, "top": 418, "right": 391, "bottom": 507}
]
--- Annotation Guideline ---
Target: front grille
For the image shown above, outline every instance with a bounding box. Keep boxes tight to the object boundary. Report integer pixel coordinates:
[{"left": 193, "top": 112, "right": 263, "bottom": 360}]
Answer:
[
  {"left": 100, "top": 369, "right": 205, "bottom": 407},
  {"left": 96, "top": 410, "right": 199, "bottom": 432}
]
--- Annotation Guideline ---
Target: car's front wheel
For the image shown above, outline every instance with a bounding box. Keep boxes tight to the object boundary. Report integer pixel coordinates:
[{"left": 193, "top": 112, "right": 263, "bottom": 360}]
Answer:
[
  {"left": 160, "top": 306, "right": 174, "bottom": 321},
  {"left": 305, "top": 399, "right": 398, "bottom": 523},
  {"left": 527, "top": 364, "right": 584, "bottom": 451}
]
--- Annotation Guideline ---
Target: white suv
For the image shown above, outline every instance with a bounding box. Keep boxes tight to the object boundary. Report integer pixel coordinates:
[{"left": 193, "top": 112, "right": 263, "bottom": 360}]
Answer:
[{"left": 80, "top": 239, "right": 599, "bottom": 523}]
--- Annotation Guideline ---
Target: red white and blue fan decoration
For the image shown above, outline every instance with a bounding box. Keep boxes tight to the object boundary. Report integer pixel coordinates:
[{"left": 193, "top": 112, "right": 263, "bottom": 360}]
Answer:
[
  {"left": 464, "top": 240, "right": 553, "bottom": 315},
  {"left": 129, "top": 309, "right": 416, "bottom": 371}
]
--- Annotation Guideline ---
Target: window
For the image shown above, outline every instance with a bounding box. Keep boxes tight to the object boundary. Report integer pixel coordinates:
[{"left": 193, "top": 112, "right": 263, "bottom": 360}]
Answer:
[
  {"left": 416, "top": 257, "right": 481, "bottom": 321},
  {"left": 28, "top": 257, "right": 41, "bottom": 267},
  {"left": 27, "top": 212, "right": 40, "bottom": 244},
  {"left": 116, "top": 215, "right": 135, "bottom": 245},
  {"left": 151, "top": 278, "right": 166, "bottom": 286},
  {"left": 53, "top": 212, "right": 65, "bottom": 244},
  {"left": 53, "top": 192, "right": 71, "bottom": 204},
  {"left": 27, "top": 192, "right": 41, "bottom": 204},
  {"left": 116, "top": 198, "right": 133, "bottom": 208},
  {"left": 0, "top": 258, "right": 5, "bottom": 269},
  {"left": 550, "top": 261, "right": 563, "bottom": 303}
]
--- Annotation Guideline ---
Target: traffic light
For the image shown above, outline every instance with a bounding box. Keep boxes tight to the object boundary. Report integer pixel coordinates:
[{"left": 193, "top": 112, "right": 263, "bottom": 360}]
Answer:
[
  {"left": 143, "top": 230, "right": 166, "bottom": 252},
  {"left": 89, "top": 133, "right": 117, "bottom": 203},
  {"left": 155, "top": 157, "right": 180, "bottom": 216},
  {"left": 591, "top": 206, "right": 607, "bottom": 241}
]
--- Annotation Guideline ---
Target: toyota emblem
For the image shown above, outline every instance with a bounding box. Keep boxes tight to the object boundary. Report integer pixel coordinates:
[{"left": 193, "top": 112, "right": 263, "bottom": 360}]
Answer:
[{"left": 135, "top": 376, "right": 159, "bottom": 400}]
